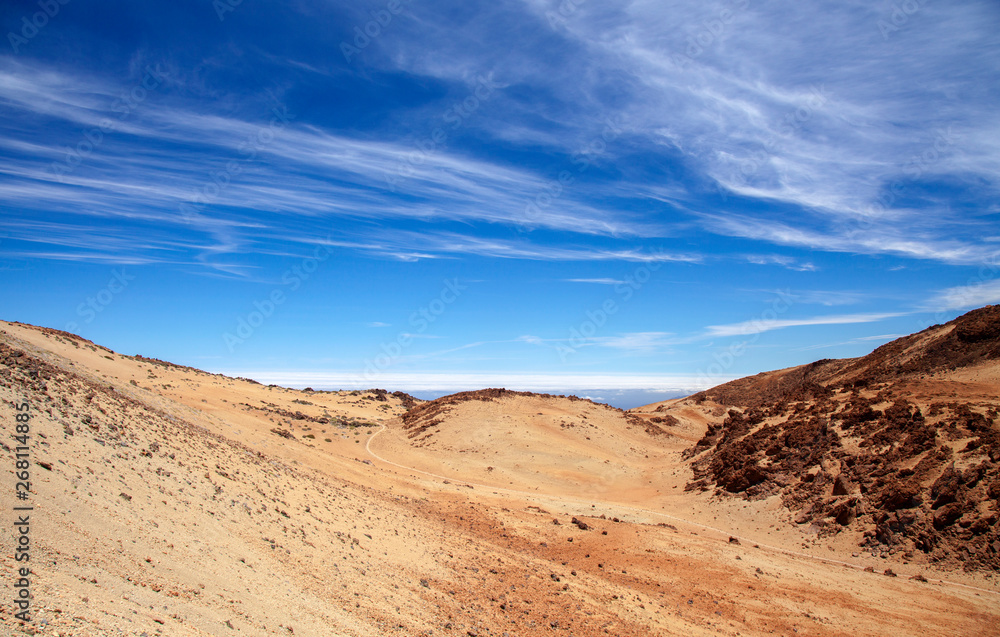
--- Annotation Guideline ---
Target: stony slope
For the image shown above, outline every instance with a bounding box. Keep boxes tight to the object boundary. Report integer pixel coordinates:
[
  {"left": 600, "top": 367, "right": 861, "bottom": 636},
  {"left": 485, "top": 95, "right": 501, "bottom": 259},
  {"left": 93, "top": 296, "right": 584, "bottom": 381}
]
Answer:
[{"left": 662, "top": 306, "right": 1000, "bottom": 571}]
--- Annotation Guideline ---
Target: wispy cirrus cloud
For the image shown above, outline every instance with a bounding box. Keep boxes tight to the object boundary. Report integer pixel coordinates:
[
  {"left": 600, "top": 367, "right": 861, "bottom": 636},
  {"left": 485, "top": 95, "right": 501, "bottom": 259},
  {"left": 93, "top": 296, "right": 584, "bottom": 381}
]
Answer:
[
  {"left": 746, "top": 254, "right": 817, "bottom": 271},
  {"left": 702, "top": 213, "right": 997, "bottom": 265},
  {"left": 4, "top": 0, "right": 1000, "bottom": 271},
  {"left": 565, "top": 278, "right": 628, "bottom": 285},
  {"left": 0, "top": 58, "right": 669, "bottom": 269},
  {"left": 854, "top": 333, "right": 906, "bottom": 342},
  {"left": 503, "top": 1, "right": 1000, "bottom": 264},
  {"left": 304, "top": 231, "right": 700, "bottom": 264},
  {"left": 515, "top": 331, "right": 677, "bottom": 352},
  {"left": 923, "top": 279, "right": 1000, "bottom": 312},
  {"left": 793, "top": 333, "right": 908, "bottom": 352},
  {"left": 786, "top": 290, "right": 866, "bottom": 307},
  {"left": 590, "top": 331, "right": 677, "bottom": 352},
  {"left": 3, "top": 0, "right": 999, "bottom": 406},
  {"left": 705, "top": 312, "right": 905, "bottom": 338}
]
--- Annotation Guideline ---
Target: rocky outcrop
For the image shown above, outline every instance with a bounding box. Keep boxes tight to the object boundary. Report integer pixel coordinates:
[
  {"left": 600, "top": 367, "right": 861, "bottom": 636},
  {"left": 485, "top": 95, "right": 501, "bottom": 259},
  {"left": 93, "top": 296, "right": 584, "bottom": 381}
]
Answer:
[{"left": 683, "top": 306, "right": 1000, "bottom": 571}]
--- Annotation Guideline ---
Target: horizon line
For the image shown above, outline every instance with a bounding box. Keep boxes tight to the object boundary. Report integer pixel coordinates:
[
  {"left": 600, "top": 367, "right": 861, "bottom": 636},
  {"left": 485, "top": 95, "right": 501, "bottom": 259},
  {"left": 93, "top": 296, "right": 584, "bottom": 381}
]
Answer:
[{"left": 208, "top": 371, "right": 732, "bottom": 394}]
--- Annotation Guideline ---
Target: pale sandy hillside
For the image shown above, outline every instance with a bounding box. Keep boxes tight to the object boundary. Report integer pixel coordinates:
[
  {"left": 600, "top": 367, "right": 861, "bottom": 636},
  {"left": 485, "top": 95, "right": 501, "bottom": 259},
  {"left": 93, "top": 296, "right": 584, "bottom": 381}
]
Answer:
[
  {"left": 1, "top": 320, "right": 998, "bottom": 636},
  {"left": 373, "top": 388, "right": 681, "bottom": 501}
]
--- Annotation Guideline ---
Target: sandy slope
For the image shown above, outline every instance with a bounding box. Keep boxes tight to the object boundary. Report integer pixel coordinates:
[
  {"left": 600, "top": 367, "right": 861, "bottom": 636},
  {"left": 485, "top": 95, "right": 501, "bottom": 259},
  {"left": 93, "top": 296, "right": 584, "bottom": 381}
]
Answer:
[{"left": 1, "top": 321, "right": 998, "bottom": 636}]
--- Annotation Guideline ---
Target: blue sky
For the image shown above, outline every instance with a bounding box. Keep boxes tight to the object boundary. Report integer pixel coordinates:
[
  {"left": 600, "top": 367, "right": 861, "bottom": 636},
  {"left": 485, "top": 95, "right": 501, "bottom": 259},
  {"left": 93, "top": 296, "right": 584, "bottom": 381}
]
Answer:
[{"left": 2, "top": 0, "right": 999, "bottom": 407}]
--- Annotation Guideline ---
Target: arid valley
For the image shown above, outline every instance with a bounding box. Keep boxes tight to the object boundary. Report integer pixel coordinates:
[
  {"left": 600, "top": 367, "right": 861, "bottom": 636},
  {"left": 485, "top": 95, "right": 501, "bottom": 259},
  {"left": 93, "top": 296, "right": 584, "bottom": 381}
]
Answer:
[{"left": 2, "top": 307, "right": 999, "bottom": 636}]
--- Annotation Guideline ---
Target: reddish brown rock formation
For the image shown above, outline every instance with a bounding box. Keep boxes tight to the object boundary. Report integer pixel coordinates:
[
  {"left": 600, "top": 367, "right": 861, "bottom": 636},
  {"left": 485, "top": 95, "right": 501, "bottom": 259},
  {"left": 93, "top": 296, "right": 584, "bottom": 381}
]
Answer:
[{"left": 685, "top": 306, "right": 1000, "bottom": 571}]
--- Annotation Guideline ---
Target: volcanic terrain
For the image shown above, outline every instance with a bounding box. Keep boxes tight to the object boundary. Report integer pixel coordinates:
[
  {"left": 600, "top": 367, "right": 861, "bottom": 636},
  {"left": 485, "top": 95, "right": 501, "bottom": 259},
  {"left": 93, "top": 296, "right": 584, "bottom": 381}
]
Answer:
[{"left": 1, "top": 310, "right": 999, "bottom": 636}]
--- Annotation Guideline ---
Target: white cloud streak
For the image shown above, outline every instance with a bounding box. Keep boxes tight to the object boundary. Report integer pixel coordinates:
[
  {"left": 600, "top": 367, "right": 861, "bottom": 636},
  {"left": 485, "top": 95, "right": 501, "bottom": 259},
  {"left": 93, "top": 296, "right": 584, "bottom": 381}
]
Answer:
[
  {"left": 512, "top": 1, "right": 1000, "bottom": 264},
  {"left": 565, "top": 278, "right": 627, "bottom": 285},
  {"left": 923, "top": 279, "right": 1000, "bottom": 312},
  {"left": 0, "top": 58, "right": 668, "bottom": 266},
  {"left": 705, "top": 312, "right": 905, "bottom": 338},
  {"left": 3, "top": 1, "right": 999, "bottom": 270}
]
